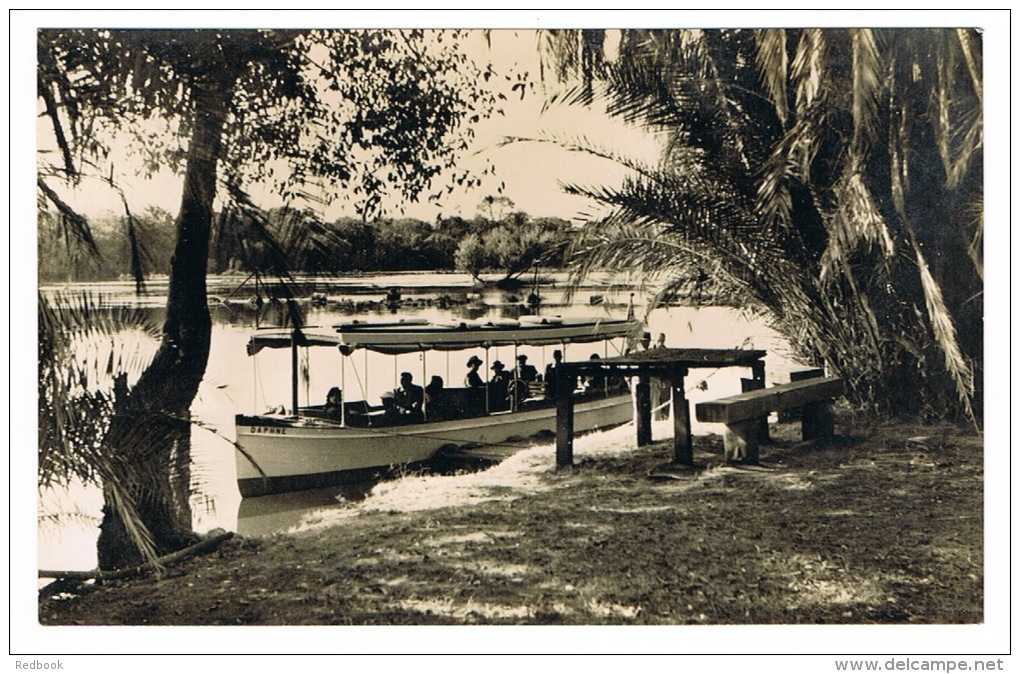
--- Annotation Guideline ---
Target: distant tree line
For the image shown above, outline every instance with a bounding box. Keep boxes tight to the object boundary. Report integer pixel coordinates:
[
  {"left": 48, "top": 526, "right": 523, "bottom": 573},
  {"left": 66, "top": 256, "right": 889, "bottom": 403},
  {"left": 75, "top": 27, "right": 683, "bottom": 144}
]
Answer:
[
  {"left": 39, "top": 202, "right": 575, "bottom": 285},
  {"left": 38, "top": 206, "right": 177, "bottom": 282}
]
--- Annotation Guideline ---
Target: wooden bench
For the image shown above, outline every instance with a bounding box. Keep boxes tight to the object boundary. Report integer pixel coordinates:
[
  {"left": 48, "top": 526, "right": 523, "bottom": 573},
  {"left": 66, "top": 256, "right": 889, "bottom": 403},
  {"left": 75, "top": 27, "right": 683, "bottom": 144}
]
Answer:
[{"left": 695, "top": 376, "right": 844, "bottom": 463}]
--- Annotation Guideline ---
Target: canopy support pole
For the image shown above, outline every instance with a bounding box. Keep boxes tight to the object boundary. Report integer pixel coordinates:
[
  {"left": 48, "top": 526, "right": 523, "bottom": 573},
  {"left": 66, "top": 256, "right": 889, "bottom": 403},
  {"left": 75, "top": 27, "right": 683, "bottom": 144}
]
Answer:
[
  {"left": 484, "top": 347, "right": 491, "bottom": 413},
  {"left": 421, "top": 350, "right": 428, "bottom": 421},
  {"left": 291, "top": 330, "right": 299, "bottom": 416},
  {"left": 340, "top": 350, "right": 347, "bottom": 427},
  {"left": 512, "top": 343, "right": 519, "bottom": 411}
]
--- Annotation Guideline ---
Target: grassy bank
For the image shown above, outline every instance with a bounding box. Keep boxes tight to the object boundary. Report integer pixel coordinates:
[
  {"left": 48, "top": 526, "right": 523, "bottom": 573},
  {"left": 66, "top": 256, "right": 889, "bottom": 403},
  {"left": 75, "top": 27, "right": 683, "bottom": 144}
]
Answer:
[{"left": 39, "top": 417, "right": 982, "bottom": 626}]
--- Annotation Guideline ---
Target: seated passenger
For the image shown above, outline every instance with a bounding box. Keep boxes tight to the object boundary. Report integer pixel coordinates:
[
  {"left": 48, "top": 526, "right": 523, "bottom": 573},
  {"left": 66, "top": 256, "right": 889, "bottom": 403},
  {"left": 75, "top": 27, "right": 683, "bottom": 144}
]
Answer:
[
  {"left": 323, "top": 387, "right": 343, "bottom": 418},
  {"left": 489, "top": 360, "right": 512, "bottom": 410},
  {"left": 394, "top": 372, "right": 424, "bottom": 417},
  {"left": 464, "top": 355, "right": 485, "bottom": 388},
  {"left": 490, "top": 360, "right": 511, "bottom": 386},
  {"left": 584, "top": 353, "right": 606, "bottom": 392},
  {"left": 514, "top": 354, "right": 539, "bottom": 383},
  {"left": 544, "top": 349, "right": 577, "bottom": 399},
  {"left": 425, "top": 375, "right": 447, "bottom": 418}
]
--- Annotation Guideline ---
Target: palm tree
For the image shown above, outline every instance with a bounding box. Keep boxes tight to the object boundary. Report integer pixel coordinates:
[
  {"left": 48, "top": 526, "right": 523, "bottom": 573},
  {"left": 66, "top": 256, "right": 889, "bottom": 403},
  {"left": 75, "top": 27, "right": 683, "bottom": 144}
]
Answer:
[{"left": 535, "top": 28, "right": 982, "bottom": 421}]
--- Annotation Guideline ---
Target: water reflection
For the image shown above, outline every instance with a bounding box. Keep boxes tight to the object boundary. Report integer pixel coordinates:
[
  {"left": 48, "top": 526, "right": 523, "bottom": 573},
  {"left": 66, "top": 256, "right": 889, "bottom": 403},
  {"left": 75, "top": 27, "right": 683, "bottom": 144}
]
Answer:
[{"left": 236, "top": 483, "right": 376, "bottom": 537}]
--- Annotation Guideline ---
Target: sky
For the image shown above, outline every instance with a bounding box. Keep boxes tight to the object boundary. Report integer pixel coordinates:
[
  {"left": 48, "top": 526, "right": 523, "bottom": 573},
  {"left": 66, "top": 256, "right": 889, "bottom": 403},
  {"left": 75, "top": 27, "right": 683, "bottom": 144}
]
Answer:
[{"left": 12, "top": 8, "right": 1015, "bottom": 661}]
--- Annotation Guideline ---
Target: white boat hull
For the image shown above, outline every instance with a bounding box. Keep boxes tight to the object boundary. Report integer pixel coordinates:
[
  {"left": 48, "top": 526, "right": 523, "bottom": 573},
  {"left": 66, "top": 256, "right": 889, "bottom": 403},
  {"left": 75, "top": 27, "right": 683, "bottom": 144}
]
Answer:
[{"left": 236, "top": 393, "right": 631, "bottom": 496}]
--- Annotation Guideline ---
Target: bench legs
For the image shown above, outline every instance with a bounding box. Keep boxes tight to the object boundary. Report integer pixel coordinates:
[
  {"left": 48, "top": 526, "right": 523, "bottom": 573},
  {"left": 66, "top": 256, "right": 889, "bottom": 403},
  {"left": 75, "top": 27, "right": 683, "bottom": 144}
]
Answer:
[
  {"left": 724, "top": 401, "right": 832, "bottom": 463},
  {"left": 723, "top": 419, "right": 760, "bottom": 464},
  {"left": 741, "top": 377, "right": 770, "bottom": 443}
]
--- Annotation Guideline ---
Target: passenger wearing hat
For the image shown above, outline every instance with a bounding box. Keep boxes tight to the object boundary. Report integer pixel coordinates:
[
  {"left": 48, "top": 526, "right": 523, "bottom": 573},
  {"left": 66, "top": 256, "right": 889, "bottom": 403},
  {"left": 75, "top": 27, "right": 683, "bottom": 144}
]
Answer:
[
  {"left": 514, "top": 354, "right": 539, "bottom": 383},
  {"left": 464, "top": 355, "right": 484, "bottom": 388},
  {"left": 489, "top": 360, "right": 512, "bottom": 409},
  {"left": 490, "top": 360, "right": 511, "bottom": 384},
  {"left": 544, "top": 349, "right": 565, "bottom": 399},
  {"left": 652, "top": 332, "right": 671, "bottom": 418}
]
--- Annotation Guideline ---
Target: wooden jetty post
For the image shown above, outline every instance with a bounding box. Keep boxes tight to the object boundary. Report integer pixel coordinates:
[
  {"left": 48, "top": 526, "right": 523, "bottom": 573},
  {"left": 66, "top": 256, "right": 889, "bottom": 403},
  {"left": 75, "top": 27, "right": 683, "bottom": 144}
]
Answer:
[
  {"left": 635, "top": 374, "right": 652, "bottom": 446},
  {"left": 670, "top": 366, "right": 693, "bottom": 464},
  {"left": 555, "top": 389, "right": 575, "bottom": 467}
]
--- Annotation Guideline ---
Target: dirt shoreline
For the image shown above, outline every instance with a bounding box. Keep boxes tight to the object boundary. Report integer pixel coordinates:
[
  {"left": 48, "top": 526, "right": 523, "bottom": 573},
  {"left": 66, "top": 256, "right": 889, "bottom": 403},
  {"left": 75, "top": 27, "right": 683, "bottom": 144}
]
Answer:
[{"left": 39, "top": 418, "right": 983, "bottom": 626}]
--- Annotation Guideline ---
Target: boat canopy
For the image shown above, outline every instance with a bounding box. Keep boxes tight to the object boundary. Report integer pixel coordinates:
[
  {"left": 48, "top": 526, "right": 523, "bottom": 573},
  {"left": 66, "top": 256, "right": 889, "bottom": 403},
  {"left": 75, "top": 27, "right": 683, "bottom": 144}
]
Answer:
[{"left": 246, "top": 317, "right": 642, "bottom": 356}]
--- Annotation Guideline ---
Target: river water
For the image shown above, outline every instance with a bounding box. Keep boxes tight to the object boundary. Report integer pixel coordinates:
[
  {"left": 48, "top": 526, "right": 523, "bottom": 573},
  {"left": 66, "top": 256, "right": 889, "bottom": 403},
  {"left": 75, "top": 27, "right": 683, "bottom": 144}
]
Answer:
[{"left": 37, "top": 272, "right": 804, "bottom": 572}]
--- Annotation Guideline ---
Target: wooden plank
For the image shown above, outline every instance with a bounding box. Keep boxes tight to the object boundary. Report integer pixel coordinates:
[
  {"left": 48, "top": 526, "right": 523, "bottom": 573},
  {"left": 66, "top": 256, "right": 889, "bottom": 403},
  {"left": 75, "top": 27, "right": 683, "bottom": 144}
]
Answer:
[
  {"left": 695, "top": 377, "right": 843, "bottom": 423},
  {"left": 790, "top": 368, "right": 825, "bottom": 382},
  {"left": 558, "top": 348, "right": 769, "bottom": 376}
]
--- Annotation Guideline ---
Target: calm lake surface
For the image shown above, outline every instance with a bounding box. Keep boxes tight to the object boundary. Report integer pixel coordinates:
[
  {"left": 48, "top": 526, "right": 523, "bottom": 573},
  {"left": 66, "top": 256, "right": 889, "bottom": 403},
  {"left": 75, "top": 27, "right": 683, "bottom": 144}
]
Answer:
[{"left": 38, "top": 272, "right": 803, "bottom": 571}]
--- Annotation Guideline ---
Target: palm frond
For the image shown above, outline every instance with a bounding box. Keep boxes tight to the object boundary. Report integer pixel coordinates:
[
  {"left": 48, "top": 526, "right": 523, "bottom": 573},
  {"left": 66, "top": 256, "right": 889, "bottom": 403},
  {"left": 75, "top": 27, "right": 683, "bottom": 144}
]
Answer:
[
  {"left": 819, "top": 171, "right": 896, "bottom": 285},
  {"left": 965, "top": 196, "right": 983, "bottom": 281},
  {"left": 791, "top": 29, "right": 827, "bottom": 113},
  {"left": 37, "top": 178, "right": 100, "bottom": 261},
  {"left": 850, "top": 29, "right": 882, "bottom": 154},
  {"left": 911, "top": 240, "right": 976, "bottom": 419},
  {"left": 916, "top": 28, "right": 983, "bottom": 195},
  {"left": 754, "top": 29, "right": 789, "bottom": 127},
  {"left": 38, "top": 291, "right": 165, "bottom": 567},
  {"left": 218, "top": 184, "right": 306, "bottom": 328},
  {"left": 537, "top": 30, "right": 580, "bottom": 86},
  {"left": 37, "top": 75, "right": 78, "bottom": 179},
  {"left": 955, "top": 28, "right": 983, "bottom": 104},
  {"left": 103, "top": 480, "right": 160, "bottom": 572},
  {"left": 495, "top": 132, "right": 663, "bottom": 186}
]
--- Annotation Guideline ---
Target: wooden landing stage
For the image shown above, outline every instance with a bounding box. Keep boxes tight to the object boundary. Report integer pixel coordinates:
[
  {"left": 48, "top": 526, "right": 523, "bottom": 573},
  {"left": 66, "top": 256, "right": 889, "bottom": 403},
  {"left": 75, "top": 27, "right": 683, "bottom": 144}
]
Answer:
[{"left": 552, "top": 348, "right": 766, "bottom": 467}]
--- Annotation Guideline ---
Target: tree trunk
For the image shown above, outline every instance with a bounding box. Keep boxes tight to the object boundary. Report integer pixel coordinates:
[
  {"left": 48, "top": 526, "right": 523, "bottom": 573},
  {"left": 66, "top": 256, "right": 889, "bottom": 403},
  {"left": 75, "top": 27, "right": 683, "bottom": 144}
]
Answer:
[{"left": 97, "top": 81, "right": 233, "bottom": 570}]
